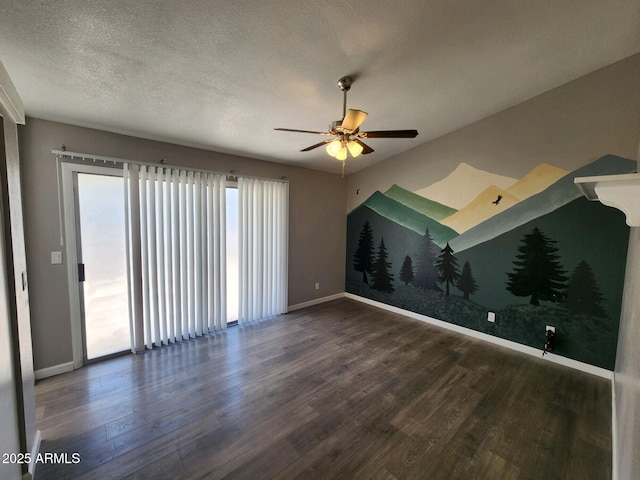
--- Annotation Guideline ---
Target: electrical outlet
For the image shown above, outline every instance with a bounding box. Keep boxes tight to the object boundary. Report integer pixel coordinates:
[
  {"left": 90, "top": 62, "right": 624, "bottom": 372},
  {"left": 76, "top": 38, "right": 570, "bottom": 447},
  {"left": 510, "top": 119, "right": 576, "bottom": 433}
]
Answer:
[
  {"left": 315, "top": 282, "right": 320, "bottom": 290},
  {"left": 546, "top": 325, "right": 556, "bottom": 333},
  {"left": 487, "top": 312, "right": 495, "bottom": 323}
]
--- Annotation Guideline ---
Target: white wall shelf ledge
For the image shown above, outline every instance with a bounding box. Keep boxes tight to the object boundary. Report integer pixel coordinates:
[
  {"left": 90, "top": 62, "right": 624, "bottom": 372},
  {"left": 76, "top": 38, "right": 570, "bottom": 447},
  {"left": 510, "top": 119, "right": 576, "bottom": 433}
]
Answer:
[{"left": 575, "top": 173, "right": 640, "bottom": 227}]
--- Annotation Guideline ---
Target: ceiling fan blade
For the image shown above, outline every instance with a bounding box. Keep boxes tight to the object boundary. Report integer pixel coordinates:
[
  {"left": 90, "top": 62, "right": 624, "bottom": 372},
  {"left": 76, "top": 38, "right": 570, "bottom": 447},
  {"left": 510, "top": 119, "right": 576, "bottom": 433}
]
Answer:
[
  {"left": 354, "top": 139, "right": 374, "bottom": 155},
  {"left": 300, "top": 139, "right": 335, "bottom": 152},
  {"left": 359, "top": 130, "right": 419, "bottom": 138},
  {"left": 341, "top": 109, "right": 368, "bottom": 132},
  {"left": 275, "top": 128, "right": 333, "bottom": 135}
]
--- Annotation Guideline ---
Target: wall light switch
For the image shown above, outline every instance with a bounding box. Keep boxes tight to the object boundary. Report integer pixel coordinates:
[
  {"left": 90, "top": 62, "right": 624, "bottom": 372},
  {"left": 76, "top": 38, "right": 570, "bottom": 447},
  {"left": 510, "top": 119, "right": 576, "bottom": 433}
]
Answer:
[
  {"left": 487, "top": 312, "right": 496, "bottom": 323},
  {"left": 315, "top": 282, "right": 320, "bottom": 290},
  {"left": 51, "top": 251, "right": 63, "bottom": 265}
]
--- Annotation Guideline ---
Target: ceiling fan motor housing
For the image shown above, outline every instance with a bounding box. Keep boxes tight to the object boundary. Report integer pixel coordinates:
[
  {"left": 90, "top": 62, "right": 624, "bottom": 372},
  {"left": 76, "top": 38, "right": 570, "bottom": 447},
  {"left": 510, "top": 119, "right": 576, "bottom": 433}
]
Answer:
[{"left": 337, "top": 76, "right": 352, "bottom": 91}]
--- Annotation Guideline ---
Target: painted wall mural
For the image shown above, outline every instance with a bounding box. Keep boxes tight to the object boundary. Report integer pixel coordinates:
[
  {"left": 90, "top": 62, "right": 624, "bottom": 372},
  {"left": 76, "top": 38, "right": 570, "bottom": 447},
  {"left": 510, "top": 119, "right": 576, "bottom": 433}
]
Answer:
[{"left": 346, "top": 154, "right": 636, "bottom": 369}]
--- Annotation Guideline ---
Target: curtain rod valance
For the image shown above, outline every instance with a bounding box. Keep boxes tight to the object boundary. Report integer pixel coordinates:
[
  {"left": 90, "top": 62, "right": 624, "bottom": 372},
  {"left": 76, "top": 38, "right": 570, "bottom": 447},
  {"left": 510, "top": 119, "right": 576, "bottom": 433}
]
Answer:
[{"left": 52, "top": 149, "right": 289, "bottom": 184}]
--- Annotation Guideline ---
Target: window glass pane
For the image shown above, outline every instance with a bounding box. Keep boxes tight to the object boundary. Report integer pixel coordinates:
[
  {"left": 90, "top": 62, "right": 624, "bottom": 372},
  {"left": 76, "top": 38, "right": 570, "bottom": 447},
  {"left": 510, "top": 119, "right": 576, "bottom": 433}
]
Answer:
[
  {"left": 226, "top": 187, "right": 239, "bottom": 321},
  {"left": 77, "top": 173, "right": 130, "bottom": 359}
]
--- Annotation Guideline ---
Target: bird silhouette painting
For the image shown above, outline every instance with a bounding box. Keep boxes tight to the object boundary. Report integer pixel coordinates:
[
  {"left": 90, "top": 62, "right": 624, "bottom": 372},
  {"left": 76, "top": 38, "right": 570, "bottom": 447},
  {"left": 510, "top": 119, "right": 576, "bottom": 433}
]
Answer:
[{"left": 492, "top": 195, "right": 503, "bottom": 205}]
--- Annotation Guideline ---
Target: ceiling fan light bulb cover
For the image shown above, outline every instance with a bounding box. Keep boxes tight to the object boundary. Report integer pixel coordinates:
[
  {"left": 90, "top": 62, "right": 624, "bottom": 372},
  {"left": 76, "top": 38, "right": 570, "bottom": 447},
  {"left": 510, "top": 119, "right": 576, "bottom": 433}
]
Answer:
[
  {"left": 347, "top": 140, "right": 364, "bottom": 158},
  {"left": 336, "top": 146, "right": 348, "bottom": 161},
  {"left": 326, "top": 139, "right": 342, "bottom": 157}
]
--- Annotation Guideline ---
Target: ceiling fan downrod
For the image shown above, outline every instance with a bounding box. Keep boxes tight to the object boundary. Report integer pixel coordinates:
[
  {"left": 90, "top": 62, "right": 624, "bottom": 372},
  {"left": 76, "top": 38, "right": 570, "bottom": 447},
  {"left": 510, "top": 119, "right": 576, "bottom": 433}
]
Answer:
[{"left": 337, "top": 76, "right": 352, "bottom": 119}]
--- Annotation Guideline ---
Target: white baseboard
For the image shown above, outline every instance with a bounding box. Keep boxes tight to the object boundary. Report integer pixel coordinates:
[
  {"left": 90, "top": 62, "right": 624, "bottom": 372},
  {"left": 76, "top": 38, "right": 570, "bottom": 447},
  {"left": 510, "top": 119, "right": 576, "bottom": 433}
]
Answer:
[
  {"left": 26, "top": 429, "right": 41, "bottom": 479},
  {"left": 288, "top": 292, "right": 345, "bottom": 312},
  {"left": 34, "top": 361, "right": 74, "bottom": 380},
  {"left": 345, "top": 293, "right": 613, "bottom": 379}
]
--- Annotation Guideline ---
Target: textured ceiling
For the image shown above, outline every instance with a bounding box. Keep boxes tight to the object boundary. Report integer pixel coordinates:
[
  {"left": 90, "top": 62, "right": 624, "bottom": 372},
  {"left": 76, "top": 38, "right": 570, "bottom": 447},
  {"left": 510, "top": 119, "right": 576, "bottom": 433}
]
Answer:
[{"left": 1, "top": 1, "right": 639, "bottom": 174}]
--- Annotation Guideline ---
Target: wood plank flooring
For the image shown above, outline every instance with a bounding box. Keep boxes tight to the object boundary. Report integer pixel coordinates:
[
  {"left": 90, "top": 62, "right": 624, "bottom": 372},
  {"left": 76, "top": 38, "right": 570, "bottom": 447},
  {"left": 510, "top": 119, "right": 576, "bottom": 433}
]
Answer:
[{"left": 34, "top": 298, "right": 611, "bottom": 479}]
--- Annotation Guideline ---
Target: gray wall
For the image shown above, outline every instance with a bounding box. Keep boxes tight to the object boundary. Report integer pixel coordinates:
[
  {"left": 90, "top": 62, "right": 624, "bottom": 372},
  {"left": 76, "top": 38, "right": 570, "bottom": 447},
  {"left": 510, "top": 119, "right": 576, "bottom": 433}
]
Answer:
[
  {"left": 346, "top": 54, "right": 640, "bottom": 213},
  {"left": 19, "top": 118, "right": 346, "bottom": 371}
]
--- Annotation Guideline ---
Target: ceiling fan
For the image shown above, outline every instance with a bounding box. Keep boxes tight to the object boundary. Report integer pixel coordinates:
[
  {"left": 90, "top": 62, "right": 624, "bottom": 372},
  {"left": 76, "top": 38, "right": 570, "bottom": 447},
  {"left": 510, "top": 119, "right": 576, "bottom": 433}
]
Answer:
[{"left": 275, "top": 76, "right": 418, "bottom": 166}]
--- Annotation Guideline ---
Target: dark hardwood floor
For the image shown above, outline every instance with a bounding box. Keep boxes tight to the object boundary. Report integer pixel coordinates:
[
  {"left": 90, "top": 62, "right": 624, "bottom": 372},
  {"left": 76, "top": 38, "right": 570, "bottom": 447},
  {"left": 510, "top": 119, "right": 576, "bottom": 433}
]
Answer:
[{"left": 35, "top": 298, "right": 611, "bottom": 479}]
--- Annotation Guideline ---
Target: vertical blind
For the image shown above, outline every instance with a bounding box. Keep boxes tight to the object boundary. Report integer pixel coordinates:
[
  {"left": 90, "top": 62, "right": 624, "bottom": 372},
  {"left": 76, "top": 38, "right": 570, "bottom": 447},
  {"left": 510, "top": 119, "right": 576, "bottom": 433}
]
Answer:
[
  {"left": 124, "top": 164, "right": 228, "bottom": 350},
  {"left": 238, "top": 177, "right": 289, "bottom": 324},
  {"left": 124, "top": 163, "right": 288, "bottom": 350}
]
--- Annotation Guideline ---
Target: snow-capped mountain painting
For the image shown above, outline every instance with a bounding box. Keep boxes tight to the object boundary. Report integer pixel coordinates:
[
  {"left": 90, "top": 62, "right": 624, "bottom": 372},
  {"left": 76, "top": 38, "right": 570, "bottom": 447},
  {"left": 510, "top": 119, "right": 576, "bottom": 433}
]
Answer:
[{"left": 346, "top": 154, "right": 636, "bottom": 369}]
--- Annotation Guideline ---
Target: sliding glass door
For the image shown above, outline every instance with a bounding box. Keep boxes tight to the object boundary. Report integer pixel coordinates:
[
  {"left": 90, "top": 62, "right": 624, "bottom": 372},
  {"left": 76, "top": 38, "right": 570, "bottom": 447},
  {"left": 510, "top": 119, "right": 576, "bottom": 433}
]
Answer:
[
  {"left": 75, "top": 172, "right": 130, "bottom": 360},
  {"left": 62, "top": 160, "right": 277, "bottom": 365}
]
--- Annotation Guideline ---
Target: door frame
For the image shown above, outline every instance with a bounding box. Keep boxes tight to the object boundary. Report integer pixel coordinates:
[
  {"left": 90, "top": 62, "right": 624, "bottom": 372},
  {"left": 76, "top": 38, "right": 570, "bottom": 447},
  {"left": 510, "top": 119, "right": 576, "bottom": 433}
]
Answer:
[{"left": 61, "top": 162, "right": 124, "bottom": 368}]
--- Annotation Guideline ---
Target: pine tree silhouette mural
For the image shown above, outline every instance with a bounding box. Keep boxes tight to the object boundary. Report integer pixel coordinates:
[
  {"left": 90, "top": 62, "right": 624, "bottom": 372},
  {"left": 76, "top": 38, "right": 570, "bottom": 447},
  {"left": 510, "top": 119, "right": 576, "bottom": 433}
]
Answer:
[
  {"left": 399, "top": 255, "right": 415, "bottom": 286},
  {"left": 506, "top": 227, "right": 567, "bottom": 305},
  {"left": 353, "top": 220, "right": 375, "bottom": 283},
  {"left": 372, "top": 237, "right": 394, "bottom": 293},
  {"left": 436, "top": 242, "right": 459, "bottom": 296},
  {"left": 564, "top": 260, "right": 607, "bottom": 317},
  {"left": 414, "top": 228, "right": 439, "bottom": 290},
  {"left": 457, "top": 260, "right": 478, "bottom": 300}
]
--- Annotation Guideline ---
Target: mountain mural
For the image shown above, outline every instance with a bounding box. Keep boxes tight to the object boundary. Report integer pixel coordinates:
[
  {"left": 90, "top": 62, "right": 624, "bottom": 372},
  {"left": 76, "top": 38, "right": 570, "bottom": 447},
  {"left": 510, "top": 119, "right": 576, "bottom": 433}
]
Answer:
[
  {"left": 346, "top": 154, "right": 636, "bottom": 370},
  {"left": 506, "top": 163, "right": 569, "bottom": 199},
  {"left": 414, "top": 162, "right": 517, "bottom": 210},
  {"left": 384, "top": 184, "right": 456, "bottom": 221},
  {"left": 411, "top": 162, "right": 571, "bottom": 235},
  {"left": 357, "top": 190, "right": 458, "bottom": 247},
  {"left": 450, "top": 154, "right": 636, "bottom": 252},
  {"left": 440, "top": 185, "right": 519, "bottom": 233},
  {"left": 457, "top": 197, "right": 628, "bottom": 321}
]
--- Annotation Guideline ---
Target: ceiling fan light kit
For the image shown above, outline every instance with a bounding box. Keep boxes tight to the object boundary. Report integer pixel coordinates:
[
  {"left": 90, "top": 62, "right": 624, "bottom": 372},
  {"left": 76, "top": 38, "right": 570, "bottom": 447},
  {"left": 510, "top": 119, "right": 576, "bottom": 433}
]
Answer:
[
  {"left": 275, "top": 76, "right": 419, "bottom": 169},
  {"left": 325, "top": 138, "right": 364, "bottom": 160},
  {"left": 326, "top": 139, "right": 343, "bottom": 157},
  {"left": 347, "top": 140, "right": 364, "bottom": 157}
]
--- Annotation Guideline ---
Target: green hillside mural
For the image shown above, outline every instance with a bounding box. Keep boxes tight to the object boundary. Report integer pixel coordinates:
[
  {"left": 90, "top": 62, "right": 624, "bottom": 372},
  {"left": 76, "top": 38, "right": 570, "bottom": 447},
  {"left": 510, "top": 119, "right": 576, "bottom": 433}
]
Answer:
[
  {"left": 346, "top": 154, "right": 636, "bottom": 369},
  {"left": 360, "top": 190, "right": 458, "bottom": 247},
  {"left": 383, "top": 184, "right": 457, "bottom": 221}
]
